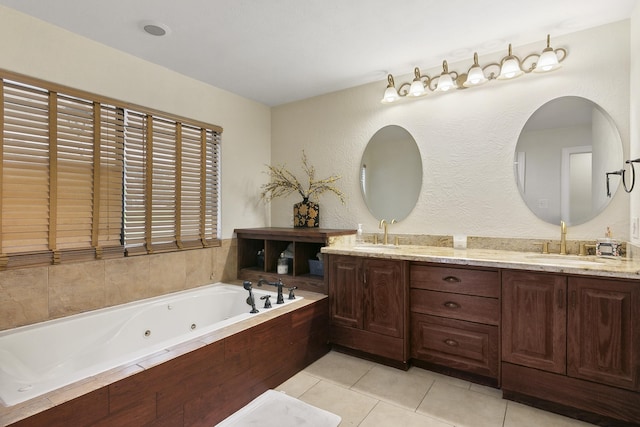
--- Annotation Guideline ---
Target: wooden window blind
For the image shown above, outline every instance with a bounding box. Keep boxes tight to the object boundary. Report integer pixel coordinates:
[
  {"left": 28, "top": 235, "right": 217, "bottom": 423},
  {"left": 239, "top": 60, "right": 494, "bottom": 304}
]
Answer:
[{"left": 0, "top": 71, "right": 222, "bottom": 269}]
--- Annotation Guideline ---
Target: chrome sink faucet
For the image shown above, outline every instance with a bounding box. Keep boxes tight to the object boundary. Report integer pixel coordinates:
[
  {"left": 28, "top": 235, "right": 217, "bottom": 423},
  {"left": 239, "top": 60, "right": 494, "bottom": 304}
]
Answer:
[{"left": 560, "top": 220, "right": 567, "bottom": 255}]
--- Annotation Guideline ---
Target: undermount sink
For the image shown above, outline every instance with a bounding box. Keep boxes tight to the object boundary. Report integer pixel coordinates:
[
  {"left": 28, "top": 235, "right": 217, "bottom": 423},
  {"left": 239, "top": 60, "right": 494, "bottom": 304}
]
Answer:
[
  {"left": 353, "top": 243, "right": 400, "bottom": 250},
  {"left": 525, "top": 254, "right": 605, "bottom": 266}
]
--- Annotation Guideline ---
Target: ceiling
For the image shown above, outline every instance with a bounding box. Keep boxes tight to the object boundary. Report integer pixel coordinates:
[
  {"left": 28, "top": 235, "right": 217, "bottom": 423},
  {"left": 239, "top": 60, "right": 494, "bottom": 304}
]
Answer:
[{"left": 0, "top": 0, "right": 637, "bottom": 106}]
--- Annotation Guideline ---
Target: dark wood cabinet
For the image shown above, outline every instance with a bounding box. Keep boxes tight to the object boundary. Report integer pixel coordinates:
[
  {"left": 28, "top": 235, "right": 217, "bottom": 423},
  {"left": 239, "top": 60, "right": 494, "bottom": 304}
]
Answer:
[
  {"left": 410, "top": 264, "right": 500, "bottom": 384},
  {"left": 235, "top": 227, "right": 354, "bottom": 294},
  {"left": 502, "top": 270, "right": 566, "bottom": 374},
  {"left": 567, "top": 276, "right": 640, "bottom": 391},
  {"left": 502, "top": 270, "right": 640, "bottom": 424},
  {"left": 327, "top": 254, "right": 408, "bottom": 366}
]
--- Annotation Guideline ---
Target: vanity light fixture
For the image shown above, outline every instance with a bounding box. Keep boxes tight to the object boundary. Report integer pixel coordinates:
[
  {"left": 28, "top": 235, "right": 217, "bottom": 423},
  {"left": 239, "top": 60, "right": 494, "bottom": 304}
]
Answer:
[{"left": 381, "top": 34, "right": 567, "bottom": 104}]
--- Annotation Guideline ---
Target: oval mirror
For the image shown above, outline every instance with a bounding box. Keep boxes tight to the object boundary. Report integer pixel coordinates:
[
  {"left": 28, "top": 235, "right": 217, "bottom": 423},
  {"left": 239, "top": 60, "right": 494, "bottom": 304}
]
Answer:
[
  {"left": 514, "top": 96, "right": 623, "bottom": 226},
  {"left": 360, "top": 125, "right": 422, "bottom": 221}
]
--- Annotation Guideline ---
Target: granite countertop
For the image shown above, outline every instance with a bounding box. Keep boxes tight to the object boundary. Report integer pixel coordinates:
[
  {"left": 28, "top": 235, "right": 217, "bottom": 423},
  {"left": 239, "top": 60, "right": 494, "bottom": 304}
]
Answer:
[{"left": 321, "top": 244, "right": 640, "bottom": 280}]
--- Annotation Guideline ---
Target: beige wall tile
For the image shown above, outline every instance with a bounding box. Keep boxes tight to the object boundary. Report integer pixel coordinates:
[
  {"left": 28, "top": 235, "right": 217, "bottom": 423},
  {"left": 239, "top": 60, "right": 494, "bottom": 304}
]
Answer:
[
  {"left": 105, "top": 256, "right": 151, "bottom": 306},
  {"left": 149, "top": 251, "right": 186, "bottom": 295},
  {"left": 215, "top": 239, "right": 236, "bottom": 282},
  {"left": 48, "top": 261, "right": 106, "bottom": 319},
  {"left": 0, "top": 267, "right": 49, "bottom": 330},
  {"left": 185, "top": 247, "right": 214, "bottom": 289}
]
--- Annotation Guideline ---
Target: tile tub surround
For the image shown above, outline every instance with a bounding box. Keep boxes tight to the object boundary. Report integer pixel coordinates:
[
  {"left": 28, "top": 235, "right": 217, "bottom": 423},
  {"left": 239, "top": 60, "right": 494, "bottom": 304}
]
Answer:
[
  {"left": 0, "top": 239, "right": 236, "bottom": 331},
  {"left": 0, "top": 289, "right": 329, "bottom": 426},
  {"left": 322, "top": 241, "right": 640, "bottom": 280}
]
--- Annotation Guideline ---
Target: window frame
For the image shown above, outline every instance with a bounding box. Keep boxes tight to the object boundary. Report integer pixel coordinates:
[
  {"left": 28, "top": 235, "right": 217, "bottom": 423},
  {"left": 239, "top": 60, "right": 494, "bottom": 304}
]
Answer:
[{"left": 0, "top": 70, "right": 222, "bottom": 270}]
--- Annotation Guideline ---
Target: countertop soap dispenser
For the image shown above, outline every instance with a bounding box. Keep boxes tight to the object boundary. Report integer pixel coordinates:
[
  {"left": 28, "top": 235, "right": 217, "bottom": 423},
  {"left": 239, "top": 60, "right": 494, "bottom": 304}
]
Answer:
[{"left": 356, "top": 224, "right": 364, "bottom": 245}]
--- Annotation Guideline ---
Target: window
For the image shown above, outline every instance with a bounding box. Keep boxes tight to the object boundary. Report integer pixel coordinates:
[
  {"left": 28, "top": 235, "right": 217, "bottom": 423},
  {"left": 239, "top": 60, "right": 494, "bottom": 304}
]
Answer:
[{"left": 0, "top": 71, "right": 222, "bottom": 269}]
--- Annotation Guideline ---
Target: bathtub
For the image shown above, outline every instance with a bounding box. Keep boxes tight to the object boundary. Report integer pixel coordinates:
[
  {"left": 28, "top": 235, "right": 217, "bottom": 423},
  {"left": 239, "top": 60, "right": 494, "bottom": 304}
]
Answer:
[{"left": 0, "top": 282, "right": 301, "bottom": 407}]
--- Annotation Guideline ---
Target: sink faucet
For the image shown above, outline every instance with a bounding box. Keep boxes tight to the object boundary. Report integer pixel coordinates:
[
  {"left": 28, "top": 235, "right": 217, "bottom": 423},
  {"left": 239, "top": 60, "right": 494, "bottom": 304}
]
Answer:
[
  {"left": 379, "top": 218, "right": 397, "bottom": 245},
  {"left": 257, "top": 278, "right": 285, "bottom": 304},
  {"left": 560, "top": 220, "right": 567, "bottom": 255}
]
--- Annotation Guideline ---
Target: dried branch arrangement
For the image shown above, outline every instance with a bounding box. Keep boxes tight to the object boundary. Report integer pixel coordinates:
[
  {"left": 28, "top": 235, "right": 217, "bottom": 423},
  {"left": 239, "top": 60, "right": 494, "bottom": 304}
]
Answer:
[{"left": 260, "top": 151, "right": 345, "bottom": 204}]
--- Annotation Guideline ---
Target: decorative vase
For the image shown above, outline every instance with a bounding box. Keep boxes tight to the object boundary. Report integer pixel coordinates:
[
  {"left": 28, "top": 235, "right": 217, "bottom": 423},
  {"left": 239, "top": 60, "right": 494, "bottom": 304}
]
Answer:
[{"left": 293, "top": 198, "right": 319, "bottom": 228}]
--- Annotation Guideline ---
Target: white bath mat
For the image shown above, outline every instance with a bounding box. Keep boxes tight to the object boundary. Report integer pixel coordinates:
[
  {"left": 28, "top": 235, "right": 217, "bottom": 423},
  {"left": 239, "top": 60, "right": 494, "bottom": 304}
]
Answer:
[{"left": 216, "top": 389, "right": 341, "bottom": 427}]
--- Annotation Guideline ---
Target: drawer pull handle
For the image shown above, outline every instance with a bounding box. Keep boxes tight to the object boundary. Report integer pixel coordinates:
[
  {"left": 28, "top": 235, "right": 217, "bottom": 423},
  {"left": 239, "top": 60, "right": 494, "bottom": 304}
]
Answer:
[
  {"left": 444, "top": 339, "right": 459, "bottom": 347},
  {"left": 444, "top": 301, "right": 460, "bottom": 309},
  {"left": 443, "top": 276, "right": 461, "bottom": 283}
]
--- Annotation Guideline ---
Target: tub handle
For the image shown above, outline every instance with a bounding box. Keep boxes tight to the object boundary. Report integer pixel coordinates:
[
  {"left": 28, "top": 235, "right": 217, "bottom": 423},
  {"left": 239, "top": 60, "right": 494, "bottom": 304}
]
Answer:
[{"left": 261, "top": 295, "right": 272, "bottom": 309}]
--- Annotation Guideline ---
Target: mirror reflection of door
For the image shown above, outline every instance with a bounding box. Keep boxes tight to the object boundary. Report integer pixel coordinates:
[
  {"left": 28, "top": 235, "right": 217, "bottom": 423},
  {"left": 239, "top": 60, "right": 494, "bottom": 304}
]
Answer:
[
  {"left": 514, "top": 96, "right": 623, "bottom": 226},
  {"left": 561, "top": 147, "right": 592, "bottom": 225}
]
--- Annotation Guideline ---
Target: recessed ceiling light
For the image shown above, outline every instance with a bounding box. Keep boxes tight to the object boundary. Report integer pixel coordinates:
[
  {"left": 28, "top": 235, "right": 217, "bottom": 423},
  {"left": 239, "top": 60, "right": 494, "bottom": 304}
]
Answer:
[{"left": 140, "top": 20, "right": 171, "bottom": 37}]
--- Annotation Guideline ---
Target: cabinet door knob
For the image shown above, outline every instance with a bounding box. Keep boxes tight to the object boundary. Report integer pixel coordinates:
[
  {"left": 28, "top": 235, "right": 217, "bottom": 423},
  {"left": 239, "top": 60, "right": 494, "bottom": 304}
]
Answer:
[
  {"left": 443, "top": 276, "right": 461, "bottom": 283},
  {"left": 444, "top": 339, "right": 459, "bottom": 347},
  {"left": 444, "top": 301, "right": 460, "bottom": 309}
]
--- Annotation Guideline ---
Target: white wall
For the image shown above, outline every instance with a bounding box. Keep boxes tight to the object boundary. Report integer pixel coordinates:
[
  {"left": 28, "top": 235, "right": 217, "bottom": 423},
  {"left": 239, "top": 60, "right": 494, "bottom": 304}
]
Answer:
[
  {"left": 0, "top": 6, "right": 635, "bottom": 243},
  {"left": 630, "top": 4, "right": 640, "bottom": 246},
  {"left": 272, "top": 21, "right": 631, "bottom": 241},
  {"left": 0, "top": 5, "right": 272, "bottom": 239}
]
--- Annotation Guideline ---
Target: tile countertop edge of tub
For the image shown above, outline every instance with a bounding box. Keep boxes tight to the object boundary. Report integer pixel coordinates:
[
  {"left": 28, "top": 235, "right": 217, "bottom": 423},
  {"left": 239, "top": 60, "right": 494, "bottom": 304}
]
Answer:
[
  {"left": 0, "top": 284, "right": 326, "bottom": 427},
  {"left": 321, "top": 245, "right": 640, "bottom": 280}
]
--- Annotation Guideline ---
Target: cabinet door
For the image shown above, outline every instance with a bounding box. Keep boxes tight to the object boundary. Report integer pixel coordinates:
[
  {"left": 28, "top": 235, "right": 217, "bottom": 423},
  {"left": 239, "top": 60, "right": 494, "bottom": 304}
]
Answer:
[
  {"left": 568, "top": 277, "right": 640, "bottom": 391},
  {"left": 363, "top": 259, "right": 404, "bottom": 338},
  {"left": 502, "top": 271, "right": 567, "bottom": 374},
  {"left": 328, "top": 255, "right": 363, "bottom": 329}
]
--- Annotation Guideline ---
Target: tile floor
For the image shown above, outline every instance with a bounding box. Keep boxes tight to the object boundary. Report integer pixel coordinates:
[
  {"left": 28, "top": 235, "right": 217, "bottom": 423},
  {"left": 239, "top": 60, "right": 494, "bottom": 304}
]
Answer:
[{"left": 276, "top": 351, "right": 597, "bottom": 427}]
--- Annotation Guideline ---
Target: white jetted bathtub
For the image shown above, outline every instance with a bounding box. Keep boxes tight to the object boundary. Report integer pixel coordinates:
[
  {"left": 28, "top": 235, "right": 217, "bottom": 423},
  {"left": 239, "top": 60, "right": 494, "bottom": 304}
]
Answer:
[{"left": 0, "top": 282, "right": 300, "bottom": 407}]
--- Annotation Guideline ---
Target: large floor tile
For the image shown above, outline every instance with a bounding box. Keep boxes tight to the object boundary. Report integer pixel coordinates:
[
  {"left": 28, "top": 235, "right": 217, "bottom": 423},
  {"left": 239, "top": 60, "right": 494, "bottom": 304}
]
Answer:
[
  {"left": 409, "top": 365, "right": 472, "bottom": 390},
  {"left": 303, "top": 351, "right": 375, "bottom": 387},
  {"left": 417, "top": 380, "right": 507, "bottom": 427},
  {"left": 359, "top": 401, "right": 454, "bottom": 427},
  {"left": 276, "top": 371, "right": 320, "bottom": 398},
  {"left": 470, "top": 382, "right": 503, "bottom": 399},
  {"left": 504, "top": 401, "right": 597, "bottom": 427},
  {"left": 299, "top": 380, "right": 377, "bottom": 427},
  {"left": 352, "top": 365, "right": 433, "bottom": 410}
]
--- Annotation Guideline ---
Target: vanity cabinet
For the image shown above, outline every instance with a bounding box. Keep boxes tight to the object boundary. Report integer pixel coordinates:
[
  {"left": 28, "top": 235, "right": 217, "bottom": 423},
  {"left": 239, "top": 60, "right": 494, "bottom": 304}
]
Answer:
[
  {"left": 502, "top": 270, "right": 640, "bottom": 424},
  {"left": 501, "top": 271, "right": 566, "bottom": 374},
  {"left": 409, "top": 264, "right": 500, "bottom": 385},
  {"left": 235, "top": 227, "right": 354, "bottom": 294},
  {"left": 327, "top": 254, "right": 409, "bottom": 366}
]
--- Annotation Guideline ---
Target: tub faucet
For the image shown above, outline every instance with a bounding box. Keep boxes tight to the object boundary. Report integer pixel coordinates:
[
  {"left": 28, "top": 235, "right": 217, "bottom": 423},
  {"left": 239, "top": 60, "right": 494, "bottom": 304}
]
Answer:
[
  {"left": 243, "top": 281, "right": 259, "bottom": 313},
  {"left": 560, "top": 220, "right": 567, "bottom": 255},
  {"left": 257, "top": 278, "right": 285, "bottom": 304}
]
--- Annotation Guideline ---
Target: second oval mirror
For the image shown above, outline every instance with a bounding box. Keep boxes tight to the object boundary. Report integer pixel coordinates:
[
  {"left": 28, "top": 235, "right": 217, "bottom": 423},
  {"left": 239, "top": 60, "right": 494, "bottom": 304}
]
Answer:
[
  {"left": 514, "top": 96, "right": 623, "bottom": 226},
  {"left": 360, "top": 125, "right": 422, "bottom": 222}
]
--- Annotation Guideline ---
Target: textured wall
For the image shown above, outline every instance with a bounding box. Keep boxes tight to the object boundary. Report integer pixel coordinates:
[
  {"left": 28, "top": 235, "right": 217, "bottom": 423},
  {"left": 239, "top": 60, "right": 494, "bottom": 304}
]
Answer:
[
  {"left": 630, "top": 5, "right": 640, "bottom": 247},
  {"left": 0, "top": 5, "right": 272, "bottom": 239},
  {"left": 272, "top": 21, "right": 631, "bottom": 241}
]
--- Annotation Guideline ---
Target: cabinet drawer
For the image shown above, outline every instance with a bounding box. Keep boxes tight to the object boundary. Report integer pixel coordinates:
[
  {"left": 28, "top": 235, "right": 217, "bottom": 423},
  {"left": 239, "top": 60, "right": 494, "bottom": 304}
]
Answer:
[
  {"left": 410, "top": 264, "right": 499, "bottom": 297},
  {"left": 411, "top": 289, "right": 499, "bottom": 325},
  {"left": 411, "top": 313, "right": 499, "bottom": 379}
]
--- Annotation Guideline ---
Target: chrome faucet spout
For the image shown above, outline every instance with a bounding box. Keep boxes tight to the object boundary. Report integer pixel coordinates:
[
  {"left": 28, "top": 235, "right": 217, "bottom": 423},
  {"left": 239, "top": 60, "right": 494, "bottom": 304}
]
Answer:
[{"left": 560, "top": 220, "right": 567, "bottom": 255}]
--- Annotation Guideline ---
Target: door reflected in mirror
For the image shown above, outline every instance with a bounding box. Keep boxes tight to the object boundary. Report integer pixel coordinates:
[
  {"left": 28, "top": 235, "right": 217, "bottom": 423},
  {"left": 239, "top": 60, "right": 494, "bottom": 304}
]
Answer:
[
  {"left": 514, "top": 96, "right": 623, "bottom": 226},
  {"left": 361, "top": 125, "right": 422, "bottom": 222}
]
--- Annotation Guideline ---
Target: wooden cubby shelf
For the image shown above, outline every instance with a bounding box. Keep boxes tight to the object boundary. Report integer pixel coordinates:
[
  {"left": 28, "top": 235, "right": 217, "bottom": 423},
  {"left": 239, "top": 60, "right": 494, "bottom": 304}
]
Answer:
[{"left": 235, "top": 227, "right": 355, "bottom": 294}]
